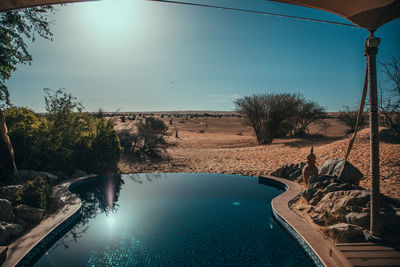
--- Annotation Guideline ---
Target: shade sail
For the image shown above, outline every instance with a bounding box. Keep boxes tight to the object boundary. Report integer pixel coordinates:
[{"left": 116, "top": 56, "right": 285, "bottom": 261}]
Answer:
[
  {"left": 1, "top": 0, "right": 399, "bottom": 31},
  {"left": 0, "top": 0, "right": 95, "bottom": 12},
  {"left": 269, "top": 0, "right": 400, "bottom": 31}
]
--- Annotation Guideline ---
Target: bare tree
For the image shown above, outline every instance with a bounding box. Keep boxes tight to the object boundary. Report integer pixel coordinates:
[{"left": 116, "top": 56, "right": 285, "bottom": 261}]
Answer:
[{"left": 379, "top": 56, "right": 400, "bottom": 135}]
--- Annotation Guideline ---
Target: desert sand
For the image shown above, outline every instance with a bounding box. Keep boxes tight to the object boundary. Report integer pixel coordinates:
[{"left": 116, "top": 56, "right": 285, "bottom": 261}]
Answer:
[{"left": 117, "top": 115, "right": 400, "bottom": 201}]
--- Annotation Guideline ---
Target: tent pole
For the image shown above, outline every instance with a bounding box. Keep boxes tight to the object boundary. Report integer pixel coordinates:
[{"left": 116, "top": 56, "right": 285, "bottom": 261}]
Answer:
[{"left": 365, "top": 33, "right": 381, "bottom": 237}]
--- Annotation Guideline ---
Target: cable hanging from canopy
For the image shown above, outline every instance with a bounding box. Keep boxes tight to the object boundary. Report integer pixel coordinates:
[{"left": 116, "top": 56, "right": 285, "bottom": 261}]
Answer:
[{"left": 148, "top": 0, "right": 363, "bottom": 28}]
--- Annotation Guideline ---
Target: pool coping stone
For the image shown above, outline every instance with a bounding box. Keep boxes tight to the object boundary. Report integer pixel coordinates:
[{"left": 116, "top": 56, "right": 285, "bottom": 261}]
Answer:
[
  {"left": 3, "top": 175, "right": 100, "bottom": 267},
  {"left": 259, "top": 174, "right": 353, "bottom": 267}
]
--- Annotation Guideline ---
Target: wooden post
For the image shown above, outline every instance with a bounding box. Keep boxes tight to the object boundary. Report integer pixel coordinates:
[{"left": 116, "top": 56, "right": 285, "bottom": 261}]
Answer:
[{"left": 366, "top": 33, "right": 381, "bottom": 237}]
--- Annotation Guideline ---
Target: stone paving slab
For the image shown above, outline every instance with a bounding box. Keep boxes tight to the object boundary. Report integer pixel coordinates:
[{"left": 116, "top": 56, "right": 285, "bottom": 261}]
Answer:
[{"left": 259, "top": 175, "right": 352, "bottom": 267}]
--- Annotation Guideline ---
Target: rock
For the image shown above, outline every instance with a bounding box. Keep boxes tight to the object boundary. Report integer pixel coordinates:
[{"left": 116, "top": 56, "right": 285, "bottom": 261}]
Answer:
[
  {"left": 14, "top": 216, "right": 29, "bottom": 230},
  {"left": 302, "top": 188, "right": 317, "bottom": 202},
  {"left": 0, "top": 185, "right": 22, "bottom": 203},
  {"left": 325, "top": 223, "right": 365, "bottom": 242},
  {"left": 382, "top": 211, "right": 400, "bottom": 233},
  {"left": 0, "top": 222, "right": 23, "bottom": 245},
  {"left": 315, "top": 190, "right": 370, "bottom": 215},
  {"left": 323, "top": 182, "right": 361, "bottom": 194},
  {"left": 289, "top": 169, "right": 302, "bottom": 180},
  {"left": 311, "top": 213, "right": 326, "bottom": 225},
  {"left": 13, "top": 205, "right": 44, "bottom": 225},
  {"left": 307, "top": 206, "right": 314, "bottom": 213},
  {"left": 72, "top": 170, "right": 88, "bottom": 178},
  {"left": 53, "top": 170, "right": 67, "bottom": 180},
  {"left": 296, "top": 204, "right": 307, "bottom": 211},
  {"left": 0, "top": 199, "right": 15, "bottom": 222},
  {"left": 19, "top": 170, "right": 41, "bottom": 180},
  {"left": 309, "top": 191, "right": 325, "bottom": 206},
  {"left": 271, "top": 163, "right": 305, "bottom": 180},
  {"left": 345, "top": 212, "right": 370, "bottom": 229},
  {"left": 318, "top": 159, "right": 363, "bottom": 186},
  {"left": 346, "top": 206, "right": 363, "bottom": 213},
  {"left": 308, "top": 175, "right": 336, "bottom": 188},
  {"left": 40, "top": 172, "right": 58, "bottom": 184}
]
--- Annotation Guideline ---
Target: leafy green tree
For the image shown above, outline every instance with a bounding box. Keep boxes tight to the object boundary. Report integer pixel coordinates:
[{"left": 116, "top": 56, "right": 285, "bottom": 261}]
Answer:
[{"left": 0, "top": 6, "right": 55, "bottom": 180}]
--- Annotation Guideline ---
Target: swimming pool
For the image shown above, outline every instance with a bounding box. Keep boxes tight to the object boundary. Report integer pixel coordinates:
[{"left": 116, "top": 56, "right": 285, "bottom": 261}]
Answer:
[{"left": 33, "top": 173, "right": 315, "bottom": 266}]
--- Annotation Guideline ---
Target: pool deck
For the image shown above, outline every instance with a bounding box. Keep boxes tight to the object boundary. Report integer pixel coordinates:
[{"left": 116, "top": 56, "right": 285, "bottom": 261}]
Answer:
[
  {"left": 2, "top": 175, "right": 95, "bottom": 267},
  {"left": 259, "top": 175, "right": 353, "bottom": 267},
  {"left": 337, "top": 242, "right": 400, "bottom": 266}
]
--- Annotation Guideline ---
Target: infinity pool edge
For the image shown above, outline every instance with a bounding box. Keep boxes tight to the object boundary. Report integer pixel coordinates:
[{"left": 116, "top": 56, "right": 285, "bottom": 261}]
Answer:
[{"left": 259, "top": 175, "right": 352, "bottom": 267}]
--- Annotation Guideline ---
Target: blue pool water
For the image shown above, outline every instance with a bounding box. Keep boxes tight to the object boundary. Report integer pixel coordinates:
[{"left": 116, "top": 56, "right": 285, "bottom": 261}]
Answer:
[{"left": 34, "top": 173, "right": 315, "bottom": 266}]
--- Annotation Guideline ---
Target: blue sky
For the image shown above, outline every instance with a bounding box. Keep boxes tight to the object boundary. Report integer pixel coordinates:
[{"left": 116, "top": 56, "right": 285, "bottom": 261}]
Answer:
[{"left": 6, "top": 0, "right": 400, "bottom": 112}]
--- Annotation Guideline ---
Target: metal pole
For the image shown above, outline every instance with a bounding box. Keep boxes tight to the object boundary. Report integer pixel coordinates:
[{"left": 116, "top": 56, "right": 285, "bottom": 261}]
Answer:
[{"left": 365, "top": 33, "right": 381, "bottom": 237}]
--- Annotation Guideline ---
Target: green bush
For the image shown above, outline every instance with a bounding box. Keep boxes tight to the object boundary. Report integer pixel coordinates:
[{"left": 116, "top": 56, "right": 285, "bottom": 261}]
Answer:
[
  {"left": 0, "top": 89, "right": 123, "bottom": 180},
  {"left": 16, "top": 176, "right": 51, "bottom": 210},
  {"left": 86, "top": 119, "right": 122, "bottom": 175},
  {"left": 0, "top": 107, "right": 44, "bottom": 178}
]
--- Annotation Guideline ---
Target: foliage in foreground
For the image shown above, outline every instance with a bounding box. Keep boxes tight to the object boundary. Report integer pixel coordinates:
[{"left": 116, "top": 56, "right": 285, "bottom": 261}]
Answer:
[
  {"left": 0, "top": 6, "right": 54, "bottom": 105},
  {"left": 0, "top": 89, "right": 122, "bottom": 181},
  {"left": 16, "top": 176, "right": 51, "bottom": 210},
  {"left": 235, "top": 93, "right": 326, "bottom": 144}
]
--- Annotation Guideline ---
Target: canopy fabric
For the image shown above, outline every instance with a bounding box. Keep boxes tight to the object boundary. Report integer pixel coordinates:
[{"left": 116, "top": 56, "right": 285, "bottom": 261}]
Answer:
[
  {"left": 1, "top": 0, "right": 400, "bottom": 30},
  {"left": 0, "top": 0, "right": 95, "bottom": 12},
  {"left": 269, "top": 0, "right": 400, "bottom": 31}
]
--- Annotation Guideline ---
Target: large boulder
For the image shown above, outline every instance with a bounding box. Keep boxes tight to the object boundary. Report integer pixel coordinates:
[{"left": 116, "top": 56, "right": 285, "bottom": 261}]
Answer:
[
  {"left": 0, "top": 185, "right": 22, "bottom": 203},
  {"left": 309, "top": 191, "right": 325, "bottom": 206},
  {"left": 315, "top": 190, "right": 370, "bottom": 216},
  {"left": 19, "top": 170, "right": 41, "bottom": 180},
  {"left": 0, "top": 222, "right": 23, "bottom": 245},
  {"left": 325, "top": 223, "right": 365, "bottom": 242},
  {"left": 13, "top": 204, "right": 44, "bottom": 225},
  {"left": 271, "top": 163, "right": 305, "bottom": 180},
  {"left": 345, "top": 212, "right": 370, "bottom": 229},
  {"left": 308, "top": 175, "right": 336, "bottom": 189},
  {"left": 311, "top": 213, "right": 326, "bottom": 225},
  {"left": 39, "top": 172, "right": 58, "bottom": 184},
  {"left": 301, "top": 188, "right": 317, "bottom": 202},
  {"left": 323, "top": 182, "right": 361, "bottom": 194},
  {"left": 318, "top": 159, "right": 363, "bottom": 185},
  {"left": 19, "top": 170, "right": 59, "bottom": 184},
  {"left": 0, "top": 199, "right": 15, "bottom": 222}
]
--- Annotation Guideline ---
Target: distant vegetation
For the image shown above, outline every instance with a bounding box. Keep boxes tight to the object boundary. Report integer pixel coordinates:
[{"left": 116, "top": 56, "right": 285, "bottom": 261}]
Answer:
[
  {"left": 235, "top": 93, "right": 326, "bottom": 145},
  {"left": 0, "top": 89, "right": 122, "bottom": 182},
  {"left": 118, "top": 117, "right": 171, "bottom": 160},
  {"left": 337, "top": 106, "right": 368, "bottom": 134}
]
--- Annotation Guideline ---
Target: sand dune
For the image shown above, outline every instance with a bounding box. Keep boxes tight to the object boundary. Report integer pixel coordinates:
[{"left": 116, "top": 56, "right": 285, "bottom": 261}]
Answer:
[{"left": 117, "top": 116, "right": 400, "bottom": 201}]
